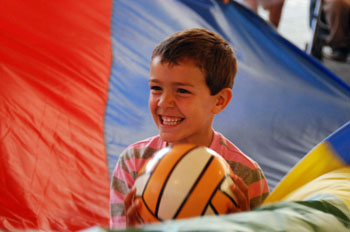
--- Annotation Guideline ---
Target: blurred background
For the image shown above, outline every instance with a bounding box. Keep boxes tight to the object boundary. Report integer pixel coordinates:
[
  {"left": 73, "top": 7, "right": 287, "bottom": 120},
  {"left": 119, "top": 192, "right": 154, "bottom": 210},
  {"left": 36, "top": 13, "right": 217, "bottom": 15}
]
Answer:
[{"left": 257, "top": 0, "right": 350, "bottom": 84}]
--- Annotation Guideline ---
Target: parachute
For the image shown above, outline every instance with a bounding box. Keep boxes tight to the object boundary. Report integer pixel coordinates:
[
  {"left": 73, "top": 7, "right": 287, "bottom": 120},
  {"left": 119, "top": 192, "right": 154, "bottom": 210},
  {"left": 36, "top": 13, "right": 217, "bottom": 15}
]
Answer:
[{"left": 1, "top": 0, "right": 349, "bottom": 231}]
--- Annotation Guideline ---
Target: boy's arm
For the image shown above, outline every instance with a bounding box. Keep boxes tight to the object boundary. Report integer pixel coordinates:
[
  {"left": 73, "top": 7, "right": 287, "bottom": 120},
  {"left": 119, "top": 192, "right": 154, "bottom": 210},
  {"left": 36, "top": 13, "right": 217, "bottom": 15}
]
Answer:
[
  {"left": 228, "top": 158, "right": 269, "bottom": 210},
  {"left": 110, "top": 171, "right": 128, "bottom": 228},
  {"left": 110, "top": 153, "right": 134, "bottom": 229},
  {"left": 124, "top": 187, "right": 143, "bottom": 226},
  {"left": 228, "top": 175, "right": 250, "bottom": 212},
  {"left": 227, "top": 171, "right": 269, "bottom": 213},
  {"left": 248, "top": 167, "right": 270, "bottom": 209}
]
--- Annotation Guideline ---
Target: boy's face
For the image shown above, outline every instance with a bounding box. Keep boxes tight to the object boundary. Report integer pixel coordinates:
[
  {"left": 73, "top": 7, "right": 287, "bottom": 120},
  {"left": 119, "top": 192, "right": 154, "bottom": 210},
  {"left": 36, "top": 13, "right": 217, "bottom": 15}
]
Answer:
[{"left": 149, "top": 57, "right": 218, "bottom": 146}]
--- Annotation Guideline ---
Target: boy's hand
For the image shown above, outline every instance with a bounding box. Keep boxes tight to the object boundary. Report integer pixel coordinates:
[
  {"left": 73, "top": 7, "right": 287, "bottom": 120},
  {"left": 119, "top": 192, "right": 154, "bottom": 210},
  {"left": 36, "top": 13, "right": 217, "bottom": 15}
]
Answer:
[
  {"left": 227, "top": 175, "right": 250, "bottom": 213},
  {"left": 124, "top": 188, "right": 142, "bottom": 227}
]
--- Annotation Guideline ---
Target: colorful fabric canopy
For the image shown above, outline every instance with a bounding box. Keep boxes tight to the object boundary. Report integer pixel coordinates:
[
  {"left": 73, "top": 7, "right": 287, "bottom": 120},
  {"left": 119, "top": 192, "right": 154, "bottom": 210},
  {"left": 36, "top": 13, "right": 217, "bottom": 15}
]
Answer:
[
  {"left": 106, "top": 0, "right": 350, "bottom": 189},
  {"left": 1, "top": 0, "right": 349, "bottom": 231}
]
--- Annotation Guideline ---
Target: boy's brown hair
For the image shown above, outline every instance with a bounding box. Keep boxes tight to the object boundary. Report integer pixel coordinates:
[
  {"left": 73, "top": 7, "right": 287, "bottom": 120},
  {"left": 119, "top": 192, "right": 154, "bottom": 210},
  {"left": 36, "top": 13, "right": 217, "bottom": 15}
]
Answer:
[{"left": 152, "top": 28, "right": 237, "bottom": 95}]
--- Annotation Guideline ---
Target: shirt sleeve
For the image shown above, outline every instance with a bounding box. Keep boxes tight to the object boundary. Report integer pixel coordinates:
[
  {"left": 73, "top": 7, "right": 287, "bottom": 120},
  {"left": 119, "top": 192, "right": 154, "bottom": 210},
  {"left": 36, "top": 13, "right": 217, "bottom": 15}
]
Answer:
[
  {"left": 109, "top": 149, "right": 136, "bottom": 229},
  {"left": 247, "top": 163, "right": 270, "bottom": 209}
]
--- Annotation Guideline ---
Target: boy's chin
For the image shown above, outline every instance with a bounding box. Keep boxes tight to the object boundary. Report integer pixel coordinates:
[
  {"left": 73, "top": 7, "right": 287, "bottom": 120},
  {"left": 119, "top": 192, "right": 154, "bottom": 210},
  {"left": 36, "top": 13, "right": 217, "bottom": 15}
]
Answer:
[
  {"left": 159, "top": 134, "right": 181, "bottom": 145},
  {"left": 160, "top": 135, "right": 175, "bottom": 144},
  {"left": 161, "top": 137, "right": 192, "bottom": 147}
]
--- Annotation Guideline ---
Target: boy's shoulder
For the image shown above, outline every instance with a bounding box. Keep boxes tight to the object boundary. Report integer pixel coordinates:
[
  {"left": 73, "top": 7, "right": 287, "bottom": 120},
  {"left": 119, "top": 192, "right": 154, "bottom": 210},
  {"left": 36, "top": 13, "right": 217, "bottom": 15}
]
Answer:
[{"left": 211, "top": 131, "right": 260, "bottom": 170}]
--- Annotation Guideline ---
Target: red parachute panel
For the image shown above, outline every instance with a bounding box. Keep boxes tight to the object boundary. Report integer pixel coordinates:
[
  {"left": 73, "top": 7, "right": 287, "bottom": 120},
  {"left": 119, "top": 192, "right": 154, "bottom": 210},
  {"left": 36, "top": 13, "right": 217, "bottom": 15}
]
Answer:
[{"left": 0, "top": 1, "right": 112, "bottom": 231}]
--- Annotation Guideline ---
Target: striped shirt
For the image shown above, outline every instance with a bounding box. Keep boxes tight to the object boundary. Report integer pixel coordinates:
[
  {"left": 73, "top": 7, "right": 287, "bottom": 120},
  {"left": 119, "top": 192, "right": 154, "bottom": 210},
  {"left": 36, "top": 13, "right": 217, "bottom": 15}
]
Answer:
[{"left": 110, "top": 131, "right": 269, "bottom": 229}]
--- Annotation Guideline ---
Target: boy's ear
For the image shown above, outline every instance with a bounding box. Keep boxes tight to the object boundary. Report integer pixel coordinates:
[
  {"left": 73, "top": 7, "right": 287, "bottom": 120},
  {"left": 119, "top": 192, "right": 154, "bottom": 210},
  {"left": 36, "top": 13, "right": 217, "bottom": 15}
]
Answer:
[{"left": 212, "top": 88, "right": 232, "bottom": 114}]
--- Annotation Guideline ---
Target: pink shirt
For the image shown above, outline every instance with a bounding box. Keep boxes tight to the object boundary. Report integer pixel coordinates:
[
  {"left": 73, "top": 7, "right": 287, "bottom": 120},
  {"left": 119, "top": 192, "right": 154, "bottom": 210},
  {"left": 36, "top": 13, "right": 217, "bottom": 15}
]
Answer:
[{"left": 110, "top": 131, "right": 269, "bottom": 229}]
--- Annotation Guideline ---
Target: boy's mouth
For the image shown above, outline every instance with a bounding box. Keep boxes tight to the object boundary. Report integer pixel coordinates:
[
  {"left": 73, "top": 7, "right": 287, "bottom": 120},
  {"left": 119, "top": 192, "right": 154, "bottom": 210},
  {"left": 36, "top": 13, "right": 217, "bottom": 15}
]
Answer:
[{"left": 160, "top": 116, "right": 184, "bottom": 126}]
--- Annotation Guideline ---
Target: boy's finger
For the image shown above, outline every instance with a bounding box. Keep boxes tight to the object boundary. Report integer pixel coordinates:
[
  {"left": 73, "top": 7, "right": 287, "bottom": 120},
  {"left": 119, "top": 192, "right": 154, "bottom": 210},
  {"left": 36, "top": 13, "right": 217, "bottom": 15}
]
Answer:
[
  {"left": 124, "top": 188, "right": 136, "bottom": 210},
  {"left": 230, "top": 182, "right": 249, "bottom": 211},
  {"left": 233, "top": 175, "right": 248, "bottom": 196},
  {"left": 126, "top": 200, "right": 141, "bottom": 226},
  {"left": 227, "top": 201, "right": 236, "bottom": 213}
]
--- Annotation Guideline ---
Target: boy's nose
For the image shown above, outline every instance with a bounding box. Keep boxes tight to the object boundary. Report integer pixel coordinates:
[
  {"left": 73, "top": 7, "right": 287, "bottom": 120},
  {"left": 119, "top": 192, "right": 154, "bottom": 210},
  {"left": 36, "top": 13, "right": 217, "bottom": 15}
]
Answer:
[{"left": 158, "top": 92, "right": 175, "bottom": 107}]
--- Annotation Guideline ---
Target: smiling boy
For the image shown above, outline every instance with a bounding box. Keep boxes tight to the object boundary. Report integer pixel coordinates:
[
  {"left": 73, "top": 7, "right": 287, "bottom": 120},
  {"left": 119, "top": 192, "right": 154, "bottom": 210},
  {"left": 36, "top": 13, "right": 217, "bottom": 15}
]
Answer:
[
  {"left": 149, "top": 56, "right": 228, "bottom": 146},
  {"left": 110, "top": 28, "right": 269, "bottom": 229}
]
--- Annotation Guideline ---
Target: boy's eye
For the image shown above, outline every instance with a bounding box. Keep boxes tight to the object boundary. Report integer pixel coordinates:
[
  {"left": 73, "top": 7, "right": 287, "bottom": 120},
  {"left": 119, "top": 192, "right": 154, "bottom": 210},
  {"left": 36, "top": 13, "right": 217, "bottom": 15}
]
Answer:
[
  {"left": 150, "top": 86, "right": 162, "bottom": 91},
  {"left": 177, "top": 88, "right": 190, "bottom": 94}
]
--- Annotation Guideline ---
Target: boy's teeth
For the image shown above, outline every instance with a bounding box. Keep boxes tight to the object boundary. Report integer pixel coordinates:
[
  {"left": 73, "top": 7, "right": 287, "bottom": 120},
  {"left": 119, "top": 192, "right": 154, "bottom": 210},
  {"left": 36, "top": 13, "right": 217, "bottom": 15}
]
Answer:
[{"left": 162, "top": 116, "right": 182, "bottom": 125}]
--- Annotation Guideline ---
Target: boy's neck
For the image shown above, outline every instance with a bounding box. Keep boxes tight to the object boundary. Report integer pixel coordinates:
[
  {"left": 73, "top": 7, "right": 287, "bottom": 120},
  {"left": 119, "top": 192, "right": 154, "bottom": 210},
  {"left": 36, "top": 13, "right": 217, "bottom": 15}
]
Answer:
[{"left": 165, "top": 129, "right": 215, "bottom": 148}]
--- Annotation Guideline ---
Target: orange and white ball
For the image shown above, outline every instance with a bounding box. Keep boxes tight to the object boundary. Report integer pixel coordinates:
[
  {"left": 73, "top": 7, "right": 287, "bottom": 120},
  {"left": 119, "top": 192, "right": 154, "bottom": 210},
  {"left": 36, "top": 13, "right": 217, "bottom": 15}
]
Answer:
[{"left": 133, "top": 143, "right": 237, "bottom": 223}]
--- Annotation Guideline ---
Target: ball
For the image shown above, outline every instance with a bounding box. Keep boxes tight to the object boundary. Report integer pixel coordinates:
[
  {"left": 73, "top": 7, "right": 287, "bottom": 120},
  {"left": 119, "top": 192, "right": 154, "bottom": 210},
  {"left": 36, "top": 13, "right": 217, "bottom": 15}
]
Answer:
[{"left": 133, "top": 143, "right": 237, "bottom": 223}]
